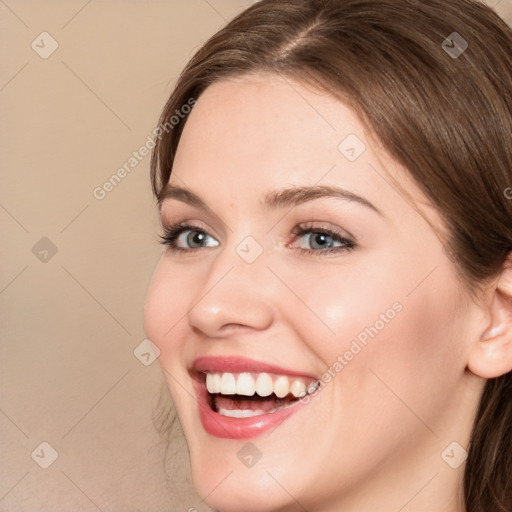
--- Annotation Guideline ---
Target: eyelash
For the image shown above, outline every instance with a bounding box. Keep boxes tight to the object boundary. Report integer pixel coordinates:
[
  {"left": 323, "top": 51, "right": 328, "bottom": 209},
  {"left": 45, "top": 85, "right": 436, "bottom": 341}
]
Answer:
[{"left": 159, "top": 221, "right": 355, "bottom": 257}]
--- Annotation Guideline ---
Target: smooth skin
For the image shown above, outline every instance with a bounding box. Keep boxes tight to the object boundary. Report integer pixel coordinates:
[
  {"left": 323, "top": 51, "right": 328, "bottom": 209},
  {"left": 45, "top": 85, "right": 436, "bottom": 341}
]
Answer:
[{"left": 143, "top": 72, "right": 512, "bottom": 512}]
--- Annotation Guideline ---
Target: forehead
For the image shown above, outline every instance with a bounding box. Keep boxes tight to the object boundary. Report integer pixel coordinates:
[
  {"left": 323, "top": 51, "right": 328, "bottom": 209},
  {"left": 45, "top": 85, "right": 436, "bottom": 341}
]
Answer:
[
  {"left": 173, "top": 74, "right": 366, "bottom": 192},
  {"left": 175, "top": 73, "right": 361, "bottom": 172},
  {"left": 169, "top": 73, "right": 439, "bottom": 230}
]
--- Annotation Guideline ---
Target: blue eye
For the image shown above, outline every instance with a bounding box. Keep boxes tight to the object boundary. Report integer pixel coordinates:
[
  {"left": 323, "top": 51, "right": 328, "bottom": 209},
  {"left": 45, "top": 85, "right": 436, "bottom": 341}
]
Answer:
[
  {"left": 159, "top": 223, "right": 219, "bottom": 252},
  {"left": 290, "top": 224, "right": 355, "bottom": 255}
]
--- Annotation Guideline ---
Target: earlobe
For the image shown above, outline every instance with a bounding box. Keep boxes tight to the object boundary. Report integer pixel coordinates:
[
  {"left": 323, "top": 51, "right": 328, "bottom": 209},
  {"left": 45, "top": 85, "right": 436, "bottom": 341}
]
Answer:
[{"left": 467, "top": 252, "right": 512, "bottom": 379}]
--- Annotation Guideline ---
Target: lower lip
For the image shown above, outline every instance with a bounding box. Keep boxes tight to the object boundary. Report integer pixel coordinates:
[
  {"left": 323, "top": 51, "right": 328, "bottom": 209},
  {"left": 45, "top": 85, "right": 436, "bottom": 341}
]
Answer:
[{"left": 193, "top": 380, "right": 309, "bottom": 439}]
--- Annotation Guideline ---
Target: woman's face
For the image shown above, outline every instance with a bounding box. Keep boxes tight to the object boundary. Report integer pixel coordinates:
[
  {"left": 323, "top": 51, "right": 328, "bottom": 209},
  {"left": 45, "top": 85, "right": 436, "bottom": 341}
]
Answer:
[{"left": 144, "top": 73, "right": 482, "bottom": 512}]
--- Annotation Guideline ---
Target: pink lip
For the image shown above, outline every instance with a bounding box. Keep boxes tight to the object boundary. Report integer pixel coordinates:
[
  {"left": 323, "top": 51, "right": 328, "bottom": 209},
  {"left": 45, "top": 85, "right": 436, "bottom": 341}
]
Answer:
[{"left": 190, "top": 356, "right": 317, "bottom": 439}]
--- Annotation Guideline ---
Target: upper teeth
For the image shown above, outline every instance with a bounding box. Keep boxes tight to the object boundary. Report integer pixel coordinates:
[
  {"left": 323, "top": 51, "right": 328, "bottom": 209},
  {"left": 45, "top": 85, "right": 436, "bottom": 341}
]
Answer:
[{"left": 205, "top": 372, "right": 318, "bottom": 398}]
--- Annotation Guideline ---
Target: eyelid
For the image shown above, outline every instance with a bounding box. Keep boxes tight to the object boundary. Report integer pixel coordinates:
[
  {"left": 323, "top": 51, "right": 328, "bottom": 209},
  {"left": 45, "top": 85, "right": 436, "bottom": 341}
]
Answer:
[
  {"left": 159, "top": 207, "right": 227, "bottom": 239},
  {"left": 161, "top": 217, "right": 220, "bottom": 239},
  {"left": 291, "top": 221, "right": 353, "bottom": 240}
]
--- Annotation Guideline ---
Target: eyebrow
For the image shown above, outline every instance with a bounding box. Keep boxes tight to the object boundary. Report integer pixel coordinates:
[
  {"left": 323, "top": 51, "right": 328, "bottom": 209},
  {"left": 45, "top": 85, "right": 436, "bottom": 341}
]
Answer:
[{"left": 158, "top": 184, "right": 382, "bottom": 216}]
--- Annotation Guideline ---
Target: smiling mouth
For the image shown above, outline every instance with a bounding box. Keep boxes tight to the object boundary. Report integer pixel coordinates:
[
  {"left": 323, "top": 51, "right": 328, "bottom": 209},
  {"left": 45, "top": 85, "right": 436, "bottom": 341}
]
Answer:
[
  {"left": 201, "top": 371, "right": 320, "bottom": 418},
  {"left": 190, "top": 356, "right": 321, "bottom": 438}
]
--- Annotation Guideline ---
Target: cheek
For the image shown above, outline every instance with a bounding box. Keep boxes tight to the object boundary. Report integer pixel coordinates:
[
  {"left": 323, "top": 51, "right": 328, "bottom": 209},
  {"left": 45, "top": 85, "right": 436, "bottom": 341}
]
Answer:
[
  {"left": 143, "top": 258, "right": 198, "bottom": 357},
  {"left": 271, "top": 257, "right": 404, "bottom": 366},
  {"left": 275, "top": 254, "right": 465, "bottom": 421},
  {"left": 143, "top": 259, "right": 202, "bottom": 430},
  {"left": 327, "top": 260, "right": 467, "bottom": 437}
]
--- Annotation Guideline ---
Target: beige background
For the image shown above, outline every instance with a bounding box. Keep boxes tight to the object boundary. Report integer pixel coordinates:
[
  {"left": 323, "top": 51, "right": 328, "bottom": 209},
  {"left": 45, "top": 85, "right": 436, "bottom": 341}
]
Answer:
[{"left": 1, "top": 1, "right": 511, "bottom": 511}]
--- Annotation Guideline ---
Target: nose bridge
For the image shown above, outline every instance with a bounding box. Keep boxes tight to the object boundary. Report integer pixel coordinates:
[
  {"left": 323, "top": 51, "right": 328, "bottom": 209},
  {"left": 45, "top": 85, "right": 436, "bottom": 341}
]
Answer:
[{"left": 186, "top": 233, "right": 274, "bottom": 334}]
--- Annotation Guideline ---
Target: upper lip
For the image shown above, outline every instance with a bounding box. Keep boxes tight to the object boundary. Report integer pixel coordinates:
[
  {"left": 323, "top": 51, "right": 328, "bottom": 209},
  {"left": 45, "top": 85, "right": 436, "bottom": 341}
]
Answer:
[{"left": 190, "top": 355, "right": 318, "bottom": 380}]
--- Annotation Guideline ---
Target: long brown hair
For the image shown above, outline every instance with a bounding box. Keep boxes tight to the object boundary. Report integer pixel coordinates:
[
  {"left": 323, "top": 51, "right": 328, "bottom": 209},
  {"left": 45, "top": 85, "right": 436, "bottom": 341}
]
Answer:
[{"left": 150, "top": 1, "right": 512, "bottom": 509}]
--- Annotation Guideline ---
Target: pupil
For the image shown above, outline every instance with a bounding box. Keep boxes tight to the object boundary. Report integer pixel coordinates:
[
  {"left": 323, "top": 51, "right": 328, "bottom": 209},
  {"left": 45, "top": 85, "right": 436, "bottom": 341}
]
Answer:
[
  {"left": 313, "top": 233, "right": 332, "bottom": 249},
  {"left": 189, "top": 231, "right": 205, "bottom": 247}
]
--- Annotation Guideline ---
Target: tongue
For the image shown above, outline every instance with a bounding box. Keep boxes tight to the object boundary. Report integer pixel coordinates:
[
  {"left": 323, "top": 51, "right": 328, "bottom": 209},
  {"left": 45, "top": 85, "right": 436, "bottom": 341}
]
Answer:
[{"left": 213, "top": 394, "right": 296, "bottom": 413}]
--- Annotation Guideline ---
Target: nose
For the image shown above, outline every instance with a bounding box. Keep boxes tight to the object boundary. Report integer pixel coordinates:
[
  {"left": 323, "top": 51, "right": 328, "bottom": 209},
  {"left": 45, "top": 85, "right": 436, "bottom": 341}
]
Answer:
[{"left": 186, "top": 245, "right": 275, "bottom": 338}]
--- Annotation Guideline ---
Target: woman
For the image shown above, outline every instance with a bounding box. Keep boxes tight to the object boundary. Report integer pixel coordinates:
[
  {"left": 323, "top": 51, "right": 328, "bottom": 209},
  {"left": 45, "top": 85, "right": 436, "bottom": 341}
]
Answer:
[{"left": 143, "top": 0, "right": 512, "bottom": 510}]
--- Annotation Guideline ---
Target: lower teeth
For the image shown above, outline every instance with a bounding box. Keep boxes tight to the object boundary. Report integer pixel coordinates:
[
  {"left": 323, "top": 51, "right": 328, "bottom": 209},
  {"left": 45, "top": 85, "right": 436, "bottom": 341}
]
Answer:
[
  {"left": 217, "top": 408, "right": 266, "bottom": 418},
  {"left": 217, "top": 401, "right": 298, "bottom": 418}
]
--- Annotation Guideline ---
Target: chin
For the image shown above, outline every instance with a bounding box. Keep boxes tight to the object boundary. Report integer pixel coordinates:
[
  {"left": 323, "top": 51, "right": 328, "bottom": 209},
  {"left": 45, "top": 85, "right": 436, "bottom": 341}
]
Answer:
[{"left": 190, "top": 464, "right": 299, "bottom": 512}]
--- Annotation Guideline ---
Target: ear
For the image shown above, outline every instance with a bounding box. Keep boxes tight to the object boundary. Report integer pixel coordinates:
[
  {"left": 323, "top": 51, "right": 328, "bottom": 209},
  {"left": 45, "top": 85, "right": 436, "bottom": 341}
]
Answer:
[{"left": 467, "top": 252, "right": 512, "bottom": 379}]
